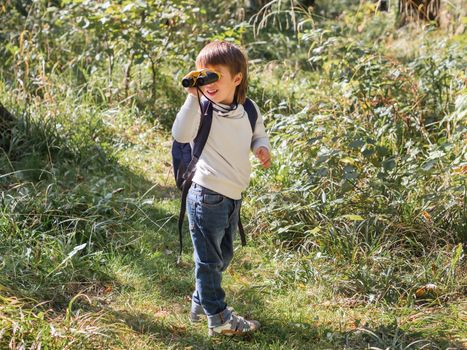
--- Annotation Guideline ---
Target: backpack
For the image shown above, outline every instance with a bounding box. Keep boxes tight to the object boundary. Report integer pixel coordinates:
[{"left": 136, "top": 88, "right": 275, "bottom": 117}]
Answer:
[{"left": 171, "top": 98, "right": 258, "bottom": 257}]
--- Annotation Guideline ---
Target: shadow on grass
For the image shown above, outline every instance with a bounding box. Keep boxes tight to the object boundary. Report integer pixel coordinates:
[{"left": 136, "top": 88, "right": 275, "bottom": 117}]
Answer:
[
  {"left": 343, "top": 322, "right": 465, "bottom": 350},
  {"left": 106, "top": 301, "right": 465, "bottom": 350},
  {"left": 106, "top": 307, "right": 326, "bottom": 350},
  {"left": 0, "top": 102, "right": 187, "bottom": 301},
  {"left": 107, "top": 308, "right": 221, "bottom": 350}
]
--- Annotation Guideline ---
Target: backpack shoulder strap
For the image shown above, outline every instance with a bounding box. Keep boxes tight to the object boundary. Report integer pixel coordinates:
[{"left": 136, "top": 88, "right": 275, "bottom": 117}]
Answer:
[
  {"left": 243, "top": 98, "right": 258, "bottom": 133},
  {"left": 192, "top": 100, "right": 213, "bottom": 158}
]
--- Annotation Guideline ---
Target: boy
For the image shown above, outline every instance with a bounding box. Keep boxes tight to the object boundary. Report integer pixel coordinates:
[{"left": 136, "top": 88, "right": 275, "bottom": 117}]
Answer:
[{"left": 172, "top": 41, "right": 271, "bottom": 336}]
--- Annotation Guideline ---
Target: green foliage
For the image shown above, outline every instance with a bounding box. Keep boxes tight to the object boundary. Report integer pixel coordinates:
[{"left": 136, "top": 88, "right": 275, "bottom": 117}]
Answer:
[
  {"left": 0, "top": 0, "right": 237, "bottom": 122},
  {"left": 0, "top": 0, "right": 466, "bottom": 348},
  {"left": 246, "top": 0, "right": 466, "bottom": 311},
  {"left": 0, "top": 289, "right": 122, "bottom": 349}
]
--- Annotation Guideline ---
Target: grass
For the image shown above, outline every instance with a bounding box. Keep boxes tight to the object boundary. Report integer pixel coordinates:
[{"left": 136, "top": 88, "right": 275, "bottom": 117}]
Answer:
[
  {"left": 1, "top": 3, "right": 466, "bottom": 348},
  {"left": 1, "top": 86, "right": 466, "bottom": 350},
  {"left": 1, "top": 110, "right": 465, "bottom": 348}
]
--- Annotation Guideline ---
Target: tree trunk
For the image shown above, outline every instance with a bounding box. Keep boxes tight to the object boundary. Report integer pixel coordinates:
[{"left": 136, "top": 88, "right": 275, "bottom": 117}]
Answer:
[
  {"left": 0, "top": 103, "right": 15, "bottom": 153},
  {"left": 124, "top": 53, "right": 134, "bottom": 99},
  {"left": 375, "top": 0, "right": 389, "bottom": 12},
  {"left": 398, "top": 0, "right": 441, "bottom": 25},
  {"left": 149, "top": 57, "right": 156, "bottom": 103},
  {"left": 108, "top": 52, "right": 114, "bottom": 103}
]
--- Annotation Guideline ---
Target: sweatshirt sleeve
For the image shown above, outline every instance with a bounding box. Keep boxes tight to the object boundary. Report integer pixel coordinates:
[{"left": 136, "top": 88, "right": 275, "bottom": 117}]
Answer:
[
  {"left": 171, "top": 94, "right": 202, "bottom": 143},
  {"left": 250, "top": 100, "right": 271, "bottom": 153}
]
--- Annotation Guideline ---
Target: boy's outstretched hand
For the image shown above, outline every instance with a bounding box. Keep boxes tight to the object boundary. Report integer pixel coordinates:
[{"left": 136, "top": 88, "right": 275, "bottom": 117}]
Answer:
[{"left": 255, "top": 147, "right": 271, "bottom": 168}]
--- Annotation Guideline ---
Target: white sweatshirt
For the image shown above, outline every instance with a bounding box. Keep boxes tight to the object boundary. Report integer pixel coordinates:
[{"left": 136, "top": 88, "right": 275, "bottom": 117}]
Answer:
[{"left": 172, "top": 94, "right": 270, "bottom": 200}]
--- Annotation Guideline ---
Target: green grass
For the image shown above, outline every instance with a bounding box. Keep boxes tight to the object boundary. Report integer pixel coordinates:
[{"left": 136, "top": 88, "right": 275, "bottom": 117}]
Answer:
[
  {"left": 1, "top": 2, "right": 466, "bottom": 349},
  {"left": 1, "top": 112, "right": 464, "bottom": 348},
  {"left": 1, "top": 95, "right": 465, "bottom": 348}
]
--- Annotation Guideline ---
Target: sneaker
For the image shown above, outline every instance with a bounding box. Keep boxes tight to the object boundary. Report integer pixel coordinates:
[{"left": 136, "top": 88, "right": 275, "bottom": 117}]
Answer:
[{"left": 208, "top": 312, "right": 260, "bottom": 337}]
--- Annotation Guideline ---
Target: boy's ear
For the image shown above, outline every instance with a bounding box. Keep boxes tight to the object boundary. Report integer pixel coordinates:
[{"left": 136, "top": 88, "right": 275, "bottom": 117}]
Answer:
[{"left": 233, "top": 72, "right": 243, "bottom": 86}]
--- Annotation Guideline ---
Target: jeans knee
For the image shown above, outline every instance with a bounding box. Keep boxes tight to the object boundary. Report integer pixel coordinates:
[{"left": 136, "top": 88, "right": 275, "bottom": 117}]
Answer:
[
  {"left": 220, "top": 255, "right": 233, "bottom": 272},
  {"left": 197, "top": 260, "right": 223, "bottom": 274}
]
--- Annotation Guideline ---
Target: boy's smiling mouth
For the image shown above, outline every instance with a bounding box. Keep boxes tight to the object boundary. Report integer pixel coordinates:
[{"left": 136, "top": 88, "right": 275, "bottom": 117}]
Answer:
[{"left": 206, "top": 89, "right": 218, "bottom": 96}]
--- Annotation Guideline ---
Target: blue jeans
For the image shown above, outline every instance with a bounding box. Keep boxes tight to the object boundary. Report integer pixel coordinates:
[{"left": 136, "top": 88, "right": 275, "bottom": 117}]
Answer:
[{"left": 187, "top": 182, "right": 241, "bottom": 328}]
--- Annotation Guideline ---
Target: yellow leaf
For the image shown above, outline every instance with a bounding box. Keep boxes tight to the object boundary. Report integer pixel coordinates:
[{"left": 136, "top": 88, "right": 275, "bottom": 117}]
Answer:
[
  {"left": 415, "top": 287, "right": 426, "bottom": 298},
  {"left": 340, "top": 214, "right": 364, "bottom": 221},
  {"left": 340, "top": 157, "right": 355, "bottom": 164},
  {"left": 306, "top": 227, "right": 320, "bottom": 235},
  {"left": 453, "top": 165, "right": 467, "bottom": 174},
  {"left": 421, "top": 211, "right": 432, "bottom": 222},
  {"left": 415, "top": 283, "right": 437, "bottom": 298}
]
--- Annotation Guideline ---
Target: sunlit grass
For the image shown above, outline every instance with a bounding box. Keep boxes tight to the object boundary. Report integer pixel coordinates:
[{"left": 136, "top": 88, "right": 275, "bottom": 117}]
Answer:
[{"left": 1, "top": 3, "right": 466, "bottom": 349}]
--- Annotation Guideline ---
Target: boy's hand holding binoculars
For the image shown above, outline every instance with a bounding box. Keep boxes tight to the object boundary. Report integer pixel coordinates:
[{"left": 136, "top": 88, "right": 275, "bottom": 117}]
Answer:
[
  {"left": 182, "top": 68, "right": 220, "bottom": 97},
  {"left": 185, "top": 86, "right": 198, "bottom": 98},
  {"left": 255, "top": 147, "right": 271, "bottom": 168},
  {"left": 182, "top": 69, "right": 220, "bottom": 97}
]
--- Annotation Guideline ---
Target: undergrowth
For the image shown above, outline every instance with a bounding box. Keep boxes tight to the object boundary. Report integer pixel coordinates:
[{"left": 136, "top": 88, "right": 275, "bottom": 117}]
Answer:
[{"left": 0, "top": 1, "right": 465, "bottom": 349}]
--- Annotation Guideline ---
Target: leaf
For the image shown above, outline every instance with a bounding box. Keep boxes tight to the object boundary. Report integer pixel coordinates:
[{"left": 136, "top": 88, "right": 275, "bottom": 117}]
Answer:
[
  {"left": 450, "top": 243, "right": 463, "bottom": 275},
  {"left": 142, "top": 199, "right": 154, "bottom": 206},
  {"left": 415, "top": 283, "right": 438, "bottom": 298},
  {"left": 67, "top": 243, "right": 87, "bottom": 259},
  {"left": 362, "top": 148, "right": 375, "bottom": 157},
  {"left": 340, "top": 157, "right": 355, "bottom": 165},
  {"left": 383, "top": 158, "right": 396, "bottom": 171},
  {"left": 421, "top": 160, "right": 436, "bottom": 171},
  {"left": 306, "top": 227, "right": 321, "bottom": 235},
  {"left": 343, "top": 165, "right": 358, "bottom": 179},
  {"left": 428, "top": 150, "right": 445, "bottom": 159},
  {"left": 101, "top": 1, "right": 111, "bottom": 10},
  {"left": 122, "top": 3, "right": 134, "bottom": 12},
  {"left": 321, "top": 190, "right": 326, "bottom": 203},
  {"left": 421, "top": 211, "right": 432, "bottom": 222},
  {"left": 47, "top": 243, "right": 87, "bottom": 277},
  {"left": 349, "top": 140, "right": 364, "bottom": 149},
  {"left": 340, "top": 215, "right": 364, "bottom": 221}
]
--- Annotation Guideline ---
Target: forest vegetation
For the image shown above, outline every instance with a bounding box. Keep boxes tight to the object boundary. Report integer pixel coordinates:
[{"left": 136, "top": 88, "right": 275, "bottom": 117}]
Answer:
[{"left": 0, "top": 0, "right": 466, "bottom": 349}]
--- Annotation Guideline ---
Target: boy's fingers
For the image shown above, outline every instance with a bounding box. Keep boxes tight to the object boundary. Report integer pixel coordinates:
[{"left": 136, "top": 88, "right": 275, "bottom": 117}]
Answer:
[
  {"left": 185, "top": 86, "right": 200, "bottom": 97},
  {"left": 255, "top": 148, "right": 271, "bottom": 168},
  {"left": 261, "top": 156, "right": 271, "bottom": 167},
  {"left": 256, "top": 147, "right": 268, "bottom": 157}
]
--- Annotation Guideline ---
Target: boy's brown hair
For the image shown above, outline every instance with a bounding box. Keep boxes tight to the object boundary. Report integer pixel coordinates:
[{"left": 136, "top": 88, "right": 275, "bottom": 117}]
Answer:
[{"left": 196, "top": 41, "right": 248, "bottom": 105}]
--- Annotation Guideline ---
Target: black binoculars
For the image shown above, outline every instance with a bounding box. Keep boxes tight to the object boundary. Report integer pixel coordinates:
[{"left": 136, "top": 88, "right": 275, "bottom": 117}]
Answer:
[{"left": 181, "top": 69, "right": 220, "bottom": 88}]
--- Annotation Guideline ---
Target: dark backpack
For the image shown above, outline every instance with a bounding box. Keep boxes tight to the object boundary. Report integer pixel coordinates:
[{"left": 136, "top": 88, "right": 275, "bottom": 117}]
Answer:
[{"left": 171, "top": 98, "right": 258, "bottom": 257}]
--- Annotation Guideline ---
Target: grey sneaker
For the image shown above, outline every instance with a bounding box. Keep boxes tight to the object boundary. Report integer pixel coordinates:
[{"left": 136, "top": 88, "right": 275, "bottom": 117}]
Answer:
[{"left": 208, "top": 312, "right": 260, "bottom": 337}]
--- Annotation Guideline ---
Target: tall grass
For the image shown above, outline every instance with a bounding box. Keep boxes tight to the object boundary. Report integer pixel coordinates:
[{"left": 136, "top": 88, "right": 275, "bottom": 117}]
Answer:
[
  {"left": 0, "top": 1, "right": 465, "bottom": 348},
  {"left": 246, "top": 1, "right": 466, "bottom": 312}
]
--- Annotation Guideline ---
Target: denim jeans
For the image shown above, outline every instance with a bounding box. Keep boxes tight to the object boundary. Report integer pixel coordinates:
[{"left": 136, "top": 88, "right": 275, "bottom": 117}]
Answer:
[{"left": 187, "top": 182, "right": 241, "bottom": 328}]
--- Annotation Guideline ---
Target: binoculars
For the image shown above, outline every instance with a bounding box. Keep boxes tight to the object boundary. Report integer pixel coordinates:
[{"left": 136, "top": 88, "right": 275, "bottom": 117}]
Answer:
[{"left": 181, "top": 69, "right": 220, "bottom": 88}]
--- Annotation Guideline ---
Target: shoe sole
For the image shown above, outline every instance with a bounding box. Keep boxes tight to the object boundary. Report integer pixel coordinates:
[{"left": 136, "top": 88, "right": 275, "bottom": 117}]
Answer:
[{"left": 208, "top": 321, "right": 260, "bottom": 337}]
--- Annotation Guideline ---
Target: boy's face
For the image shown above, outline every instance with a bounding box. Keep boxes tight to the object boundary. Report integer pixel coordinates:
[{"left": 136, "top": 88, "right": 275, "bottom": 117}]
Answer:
[{"left": 197, "top": 64, "right": 242, "bottom": 105}]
